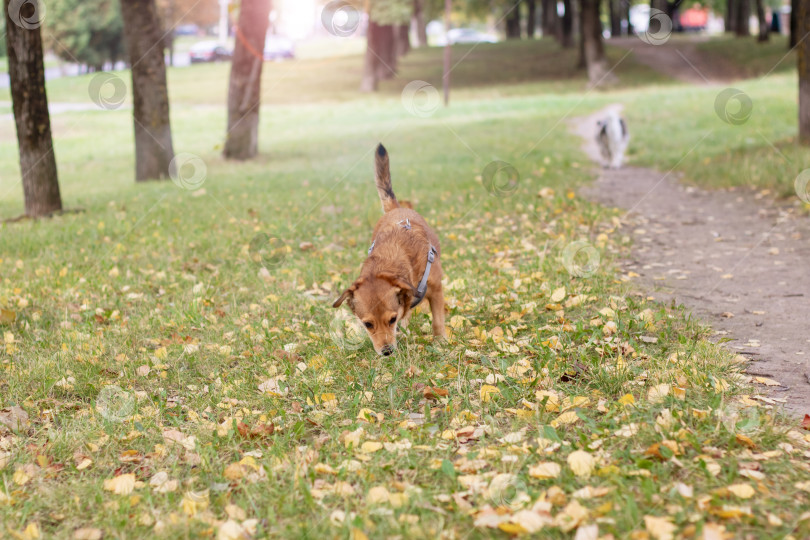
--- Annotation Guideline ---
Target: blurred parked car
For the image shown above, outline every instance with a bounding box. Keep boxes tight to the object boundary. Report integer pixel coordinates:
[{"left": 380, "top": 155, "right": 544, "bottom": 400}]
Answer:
[
  {"left": 189, "top": 41, "right": 232, "bottom": 63},
  {"left": 264, "top": 36, "right": 295, "bottom": 61},
  {"left": 447, "top": 28, "right": 497, "bottom": 44},
  {"left": 175, "top": 24, "right": 200, "bottom": 36}
]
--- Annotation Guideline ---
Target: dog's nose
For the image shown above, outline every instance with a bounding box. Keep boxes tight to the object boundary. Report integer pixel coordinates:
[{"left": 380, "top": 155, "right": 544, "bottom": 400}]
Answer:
[{"left": 380, "top": 345, "right": 395, "bottom": 356}]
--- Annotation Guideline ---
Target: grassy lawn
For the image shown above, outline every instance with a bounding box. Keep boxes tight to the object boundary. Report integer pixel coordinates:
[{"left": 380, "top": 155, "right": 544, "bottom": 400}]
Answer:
[
  {"left": 2, "top": 40, "right": 810, "bottom": 539},
  {"left": 622, "top": 72, "right": 809, "bottom": 198},
  {"left": 696, "top": 35, "right": 796, "bottom": 79}
]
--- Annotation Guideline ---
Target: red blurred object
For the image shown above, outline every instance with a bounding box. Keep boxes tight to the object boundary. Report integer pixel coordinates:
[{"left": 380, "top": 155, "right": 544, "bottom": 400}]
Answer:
[
  {"left": 802, "top": 414, "right": 810, "bottom": 430},
  {"left": 680, "top": 8, "right": 708, "bottom": 30}
]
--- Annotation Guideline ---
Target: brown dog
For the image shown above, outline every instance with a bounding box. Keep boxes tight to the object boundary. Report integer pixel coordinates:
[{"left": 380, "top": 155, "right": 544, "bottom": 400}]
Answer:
[{"left": 333, "top": 144, "right": 445, "bottom": 356}]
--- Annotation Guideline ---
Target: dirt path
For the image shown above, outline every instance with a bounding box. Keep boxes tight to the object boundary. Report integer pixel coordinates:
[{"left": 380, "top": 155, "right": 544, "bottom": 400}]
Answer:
[
  {"left": 609, "top": 38, "right": 742, "bottom": 84},
  {"left": 572, "top": 105, "right": 810, "bottom": 418}
]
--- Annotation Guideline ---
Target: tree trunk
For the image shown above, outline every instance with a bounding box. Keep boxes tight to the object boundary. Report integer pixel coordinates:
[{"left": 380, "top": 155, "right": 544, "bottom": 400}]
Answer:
[
  {"left": 726, "top": 0, "right": 737, "bottom": 33},
  {"left": 413, "top": 0, "right": 428, "bottom": 47},
  {"left": 527, "top": 0, "right": 537, "bottom": 38},
  {"left": 736, "top": 0, "right": 751, "bottom": 36},
  {"left": 541, "top": 0, "right": 558, "bottom": 38},
  {"left": 791, "top": 0, "right": 799, "bottom": 47},
  {"left": 4, "top": 0, "right": 62, "bottom": 217},
  {"left": 651, "top": 0, "right": 668, "bottom": 15},
  {"left": 625, "top": 0, "right": 633, "bottom": 34},
  {"left": 581, "top": 0, "right": 612, "bottom": 85},
  {"left": 361, "top": 21, "right": 380, "bottom": 92},
  {"left": 561, "top": 0, "right": 574, "bottom": 46},
  {"left": 799, "top": 0, "right": 810, "bottom": 143},
  {"left": 375, "top": 24, "right": 397, "bottom": 80},
  {"left": 120, "top": 0, "right": 175, "bottom": 180},
  {"left": 755, "top": 0, "right": 769, "bottom": 41},
  {"left": 609, "top": 0, "right": 621, "bottom": 36},
  {"left": 395, "top": 24, "right": 411, "bottom": 57},
  {"left": 506, "top": 2, "right": 522, "bottom": 39},
  {"left": 223, "top": 0, "right": 270, "bottom": 160}
]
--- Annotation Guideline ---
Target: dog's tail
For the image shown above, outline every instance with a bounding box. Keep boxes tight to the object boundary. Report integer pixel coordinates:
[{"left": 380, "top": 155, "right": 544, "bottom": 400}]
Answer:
[{"left": 375, "top": 144, "right": 399, "bottom": 213}]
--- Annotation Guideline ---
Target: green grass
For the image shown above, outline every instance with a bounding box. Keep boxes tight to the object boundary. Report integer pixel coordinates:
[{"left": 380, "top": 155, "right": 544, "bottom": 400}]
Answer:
[
  {"left": 622, "top": 72, "right": 810, "bottom": 198},
  {"left": 696, "top": 34, "right": 796, "bottom": 79},
  {"left": 1, "top": 40, "right": 810, "bottom": 539}
]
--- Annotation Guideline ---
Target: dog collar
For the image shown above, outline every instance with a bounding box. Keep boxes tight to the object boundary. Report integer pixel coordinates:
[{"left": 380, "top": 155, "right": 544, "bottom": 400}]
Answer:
[
  {"left": 366, "top": 242, "right": 437, "bottom": 308},
  {"left": 411, "top": 245, "right": 437, "bottom": 308}
]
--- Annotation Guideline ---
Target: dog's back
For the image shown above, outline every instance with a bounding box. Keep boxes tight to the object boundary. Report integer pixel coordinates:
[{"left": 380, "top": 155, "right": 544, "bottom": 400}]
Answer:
[{"left": 596, "top": 112, "right": 629, "bottom": 169}]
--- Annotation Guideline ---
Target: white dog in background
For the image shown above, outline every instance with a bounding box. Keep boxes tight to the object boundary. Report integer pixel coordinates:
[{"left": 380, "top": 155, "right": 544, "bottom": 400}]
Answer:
[{"left": 596, "top": 111, "right": 629, "bottom": 169}]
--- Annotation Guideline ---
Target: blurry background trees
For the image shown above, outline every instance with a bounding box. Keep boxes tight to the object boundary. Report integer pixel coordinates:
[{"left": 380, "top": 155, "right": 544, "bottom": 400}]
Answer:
[{"left": 45, "top": 0, "right": 124, "bottom": 71}]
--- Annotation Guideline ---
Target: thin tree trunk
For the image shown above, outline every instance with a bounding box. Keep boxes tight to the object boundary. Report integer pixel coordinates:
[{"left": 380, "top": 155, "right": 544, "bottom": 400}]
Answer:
[
  {"left": 625, "top": 0, "right": 633, "bottom": 34},
  {"left": 609, "top": 0, "right": 621, "bottom": 36},
  {"left": 726, "top": 0, "right": 737, "bottom": 33},
  {"left": 527, "top": 0, "right": 537, "bottom": 38},
  {"left": 561, "top": 0, "right": 574, "bottom": 46},
  {"left": 541, "top": 0, "right": 558, "bottom": 37},
  {"left": 581, "top": 0, "right": 612, "bottom": 85},
  {"left": 120, "top": 0, "right": 175, "bottom": 180},
  {"left": 756, "top": 0, "right": 769, "bottom": 41},
  {"left": 4, "top": 0, "right": 62, "bottom": 217},
  {"left": 799, "top": 0, "right": 810, "bottom": 143},
  {"left": 361, "top": 21, "right": 381, "bottom": 92},
  {"left": 791, "top": 0, "right": 799, "bottom": 47},
  {"left": 395, "top": 23, "right": 411, "bottom": 57},
  {"left": 736, "top": 0, "right": 751, "bottom": 36},
  {"left": 375, "top": 24, "right": 397, "bottom": 80},
  {"left": 651, "top": 0, "right": 668, "bottom": 14},
  {"left": 223, "top": 0, "right": 270, "bottom": 160},
  {"left": 413, "top": 0, "right": 428, "bottom": 47},
  {"left": 505, "top": 1, "right": 522, "bottom": 39}
]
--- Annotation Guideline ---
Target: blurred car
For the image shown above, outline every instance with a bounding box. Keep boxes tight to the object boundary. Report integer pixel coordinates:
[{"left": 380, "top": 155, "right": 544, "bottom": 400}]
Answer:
[
  {"left": 264, "top": 36, "right": 295, "bottom": 61},
  {"left": 189, "top": 41, "right": 232, "bottom": 63},
  {"left": 175, "top": 24, "right": 200, "bottom": 36},
  {"left": 447, "top": 28, "right": 497, "bottom": 44}
]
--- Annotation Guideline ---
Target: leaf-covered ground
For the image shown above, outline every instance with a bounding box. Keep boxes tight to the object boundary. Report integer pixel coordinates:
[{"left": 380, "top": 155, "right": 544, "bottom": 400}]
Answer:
[{"left": 1, "top": 40, "right": 810, "bottom": 539}]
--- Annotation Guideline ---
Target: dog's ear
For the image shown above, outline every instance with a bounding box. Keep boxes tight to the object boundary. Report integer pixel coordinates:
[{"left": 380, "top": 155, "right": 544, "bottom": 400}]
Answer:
[
  {"left": 333, "top": 278, "right": 364, "bottom": 308},
  {"left": 376, "top": 273, "right": 414, "bottom": 307}
]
